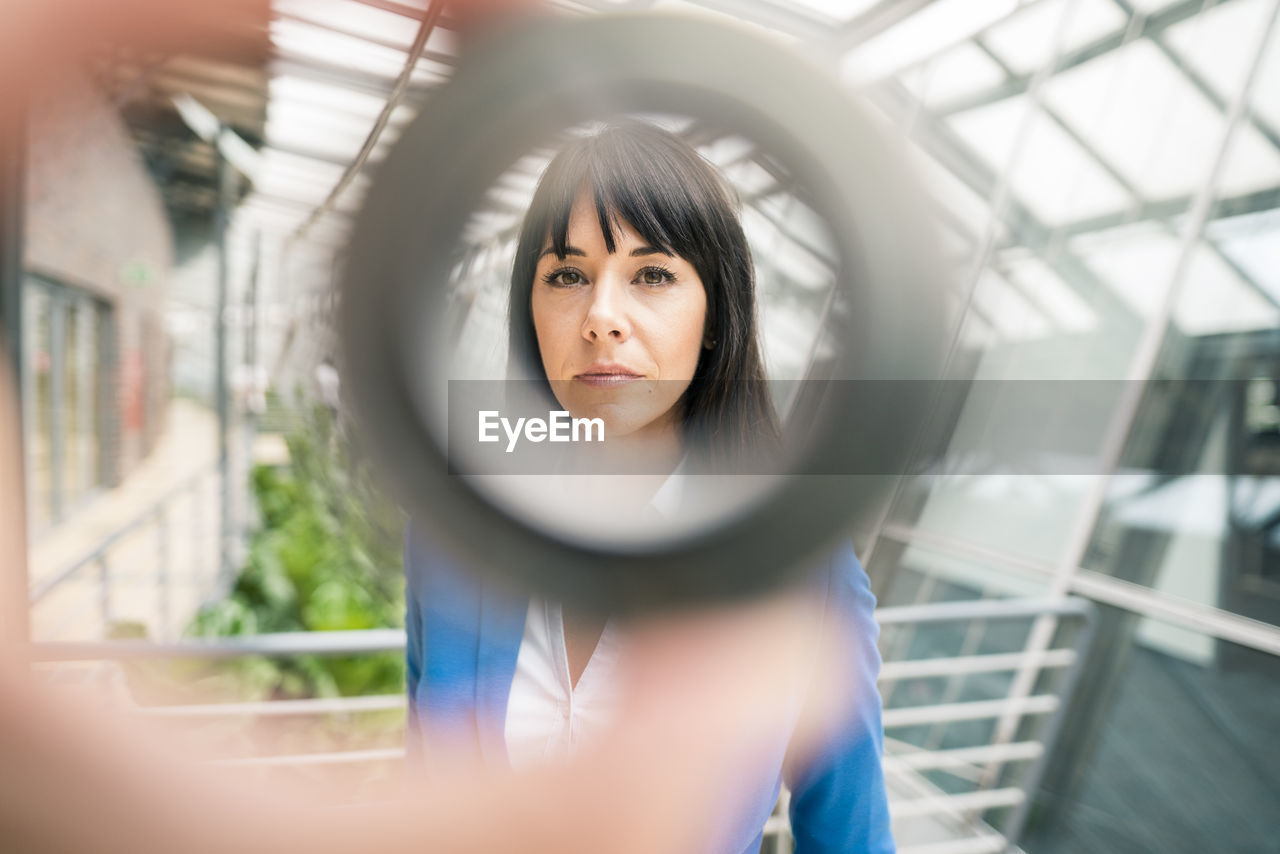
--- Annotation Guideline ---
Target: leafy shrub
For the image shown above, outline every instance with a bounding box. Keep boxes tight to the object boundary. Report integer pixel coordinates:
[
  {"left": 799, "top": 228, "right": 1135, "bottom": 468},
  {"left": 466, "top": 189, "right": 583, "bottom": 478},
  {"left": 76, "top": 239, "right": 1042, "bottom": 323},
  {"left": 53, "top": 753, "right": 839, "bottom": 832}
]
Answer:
[{"left": 186, "top": 398, "right": 406, "bottom": 701}]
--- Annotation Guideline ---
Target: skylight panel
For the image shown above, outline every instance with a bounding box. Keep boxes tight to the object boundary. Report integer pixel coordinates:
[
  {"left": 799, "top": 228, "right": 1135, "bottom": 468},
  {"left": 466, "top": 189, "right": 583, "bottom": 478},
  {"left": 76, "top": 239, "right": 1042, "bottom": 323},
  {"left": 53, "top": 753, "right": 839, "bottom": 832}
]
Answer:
[
  {"left": 841, "top": 0, "right": 1021, "bottom": 83},
  {"left": 970, "top": 269, "right": 1054, "bottom": 340},
  {"left": 257, "top": 149, "right": 346, "bottom": 188},
  {"left": 1165, "top": 0, "right": 1280, "bottom": 135},
  {"left": 1176, "top": 245, "right": 1280, "bottom": 334},
  {"left": 764, "top": 232, "right": 836, "bottom": 292},
  {"left": 268, "top": 74, "right": 386, "bottom": 119},
  {"left": 981, "top": 0, "right": 1128, "bottom": 76},
  {"left": 1165, "top": 0, "right": 1272, "bottom": 100},
  {"left": 999, "top": 252, "right": 1100, "bottom": 332},
  {"left": 266, "top": 119, "right": 365, "bottom": 162},
  {"left": 958, "top": 310, "right": 1000, "bottom": 350},
  {"left": 778, "top": 198, "right": 840, "bottom": 264},
  {"left": 267, "top": 100, "right": 375, "bottom": 140},
  {"left": 1043, "top": 38, "right": 1280, "bottom": 200},
  {"left": 271, "top": 17, "right": 411, "bottom": 79},
  {"left": 905, "top": 141, "right": 1006, "bottom": 243},
  {"left": 949, "top": 95, "right": 1133, "bottom": 224},
  {"left": 1126, "top": 0, "right": 1185, "bottom": 12},
  {"left": 275, "top": 0, "right": 421, "bottom": 51},
  {"left": 759, "top": 300, "right": 826, "bottom": 383},
  {"left": 902, "top": 42, "right": 1008, "bottom": 107},
  {"left": 1209, "top": 209, "right": 1280, "bottom": 306},
  {"left": 1072, "top": 224, "right": 1280, "bottom": 335}
]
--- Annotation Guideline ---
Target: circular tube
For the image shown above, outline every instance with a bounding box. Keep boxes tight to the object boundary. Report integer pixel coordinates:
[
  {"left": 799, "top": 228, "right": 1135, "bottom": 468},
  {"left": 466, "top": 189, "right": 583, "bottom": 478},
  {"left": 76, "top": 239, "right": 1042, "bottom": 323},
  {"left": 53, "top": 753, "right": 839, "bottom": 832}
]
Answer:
[{"left": 339, "top": 12, "right": 948, "bottom": 612}]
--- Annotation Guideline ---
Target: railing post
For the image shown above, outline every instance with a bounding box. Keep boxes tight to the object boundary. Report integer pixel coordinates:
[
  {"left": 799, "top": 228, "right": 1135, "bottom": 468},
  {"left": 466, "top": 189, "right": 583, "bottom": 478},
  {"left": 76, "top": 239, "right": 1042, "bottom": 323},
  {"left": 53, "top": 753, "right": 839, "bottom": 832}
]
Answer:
[
  {"left": 156, "top": 505, "right": 169, "bottom": 641},
  {"left": 194, "top": 473, "right": 205, "bottom": 579},
  {"left": 97, "top": 554, "right": 111, "bottom": 631}
]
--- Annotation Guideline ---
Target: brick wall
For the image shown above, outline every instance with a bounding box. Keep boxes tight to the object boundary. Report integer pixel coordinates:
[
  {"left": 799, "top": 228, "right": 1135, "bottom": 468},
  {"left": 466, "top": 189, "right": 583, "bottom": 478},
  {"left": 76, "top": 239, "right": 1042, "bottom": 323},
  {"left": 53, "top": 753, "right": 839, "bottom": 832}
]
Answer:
[{"left": 25, "top": 69, "right": 173, "bottom": 484}]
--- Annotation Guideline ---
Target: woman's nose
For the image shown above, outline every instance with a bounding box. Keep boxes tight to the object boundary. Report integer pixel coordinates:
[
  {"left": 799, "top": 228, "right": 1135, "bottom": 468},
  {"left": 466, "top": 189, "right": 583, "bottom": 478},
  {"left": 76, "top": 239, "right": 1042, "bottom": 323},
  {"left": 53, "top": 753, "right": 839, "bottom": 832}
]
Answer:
[{"left": 581, "top": 275, "right": 631, "bottom": 343}]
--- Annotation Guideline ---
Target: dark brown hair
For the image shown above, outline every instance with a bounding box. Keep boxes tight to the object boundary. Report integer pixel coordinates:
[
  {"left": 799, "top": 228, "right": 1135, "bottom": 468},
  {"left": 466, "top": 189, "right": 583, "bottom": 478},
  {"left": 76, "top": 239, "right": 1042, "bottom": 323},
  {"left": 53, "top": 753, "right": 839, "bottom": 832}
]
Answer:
[{"left": 508, "top": 121, "right": 781, "bottom": 466}]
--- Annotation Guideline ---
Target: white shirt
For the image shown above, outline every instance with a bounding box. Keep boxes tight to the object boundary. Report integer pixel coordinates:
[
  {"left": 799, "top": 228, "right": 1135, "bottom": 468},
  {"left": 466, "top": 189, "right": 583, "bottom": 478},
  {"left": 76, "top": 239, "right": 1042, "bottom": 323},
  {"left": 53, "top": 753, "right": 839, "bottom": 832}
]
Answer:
[
  {"left": 503, "top": 597, "right": 622, "bottom": 770},
  {"left": 502, "top": 461, "right": 687, "bottom": 770}
]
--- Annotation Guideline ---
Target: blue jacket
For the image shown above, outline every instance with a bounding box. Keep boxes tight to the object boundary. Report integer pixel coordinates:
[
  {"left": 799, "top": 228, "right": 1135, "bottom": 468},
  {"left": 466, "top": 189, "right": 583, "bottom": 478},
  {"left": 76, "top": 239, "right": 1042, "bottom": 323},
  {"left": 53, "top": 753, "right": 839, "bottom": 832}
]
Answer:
[{"left": 404, "top": 522, "right": 895, "bottom": 854}]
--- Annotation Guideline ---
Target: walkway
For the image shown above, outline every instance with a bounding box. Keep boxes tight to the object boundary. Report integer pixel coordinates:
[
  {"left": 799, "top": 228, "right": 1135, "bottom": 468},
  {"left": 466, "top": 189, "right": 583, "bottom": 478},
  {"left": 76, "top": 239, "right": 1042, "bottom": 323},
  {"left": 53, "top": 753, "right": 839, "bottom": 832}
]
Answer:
[{"left": 28, "top": 398, "right": 227, "bottom": 642}]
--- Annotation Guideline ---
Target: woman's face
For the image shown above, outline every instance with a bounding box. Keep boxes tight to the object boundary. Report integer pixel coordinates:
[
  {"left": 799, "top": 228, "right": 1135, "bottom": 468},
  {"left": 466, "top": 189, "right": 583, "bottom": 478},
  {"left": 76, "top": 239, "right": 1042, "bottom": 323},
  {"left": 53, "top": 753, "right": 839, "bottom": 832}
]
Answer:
[{"left": 531, "top": 188, "right": 708, "bottom": 443}]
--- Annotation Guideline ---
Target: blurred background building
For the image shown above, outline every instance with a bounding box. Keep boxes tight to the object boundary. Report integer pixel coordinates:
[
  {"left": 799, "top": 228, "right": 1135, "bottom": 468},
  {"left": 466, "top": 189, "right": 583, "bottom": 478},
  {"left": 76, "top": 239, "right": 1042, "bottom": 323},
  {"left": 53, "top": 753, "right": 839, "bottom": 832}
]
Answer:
[{"left": 5, "top": 1, "right": 1279, "bottom": 853}]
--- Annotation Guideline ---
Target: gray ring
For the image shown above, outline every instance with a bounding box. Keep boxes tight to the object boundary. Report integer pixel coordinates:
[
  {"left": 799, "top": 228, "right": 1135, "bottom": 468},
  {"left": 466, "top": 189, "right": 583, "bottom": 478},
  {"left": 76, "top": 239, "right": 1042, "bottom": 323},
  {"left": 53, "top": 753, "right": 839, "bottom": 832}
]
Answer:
[{"left": 339, "top": 12, "right": 947, "bottom": 613}]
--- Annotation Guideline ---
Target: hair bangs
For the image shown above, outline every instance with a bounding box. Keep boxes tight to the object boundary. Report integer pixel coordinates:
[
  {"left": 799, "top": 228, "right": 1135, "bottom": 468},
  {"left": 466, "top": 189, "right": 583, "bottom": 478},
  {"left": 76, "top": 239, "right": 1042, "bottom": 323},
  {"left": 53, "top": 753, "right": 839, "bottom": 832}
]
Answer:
[{"left": 537, "top": 125, "right": 725, "bottom": 267}]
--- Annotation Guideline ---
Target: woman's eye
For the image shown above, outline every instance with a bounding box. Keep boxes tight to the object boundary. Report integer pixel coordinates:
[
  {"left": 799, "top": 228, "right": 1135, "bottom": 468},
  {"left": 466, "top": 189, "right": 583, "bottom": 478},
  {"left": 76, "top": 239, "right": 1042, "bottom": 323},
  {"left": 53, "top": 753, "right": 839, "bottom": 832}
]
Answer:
[
  {"left": 545, "top": 269, "right": 583, "bottom": 286},
  {"left": 637, "top": 267, "right": 675, "bottom": 286}
]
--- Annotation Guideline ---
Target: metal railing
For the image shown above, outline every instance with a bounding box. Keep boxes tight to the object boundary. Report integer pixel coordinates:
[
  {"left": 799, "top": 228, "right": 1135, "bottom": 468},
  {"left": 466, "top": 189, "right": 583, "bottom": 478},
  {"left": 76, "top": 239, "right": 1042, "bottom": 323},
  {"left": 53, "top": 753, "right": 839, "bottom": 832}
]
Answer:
[
  {"left": 28, "top": 464, "right": 222, "bottom": 641},
  {"left": 874, "top": 598, "right": 1095, "bottom": 854},
  {"left": 27, "top": 597, "right": 1096, "bottom": 853}
]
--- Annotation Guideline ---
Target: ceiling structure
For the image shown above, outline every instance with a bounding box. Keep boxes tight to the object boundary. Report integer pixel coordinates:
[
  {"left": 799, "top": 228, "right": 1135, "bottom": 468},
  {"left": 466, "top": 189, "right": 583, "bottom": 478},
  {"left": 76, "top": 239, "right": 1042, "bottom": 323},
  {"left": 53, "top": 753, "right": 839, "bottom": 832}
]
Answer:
[{"left": 94, "top": 0, "right": 1280, "bottom": 356}]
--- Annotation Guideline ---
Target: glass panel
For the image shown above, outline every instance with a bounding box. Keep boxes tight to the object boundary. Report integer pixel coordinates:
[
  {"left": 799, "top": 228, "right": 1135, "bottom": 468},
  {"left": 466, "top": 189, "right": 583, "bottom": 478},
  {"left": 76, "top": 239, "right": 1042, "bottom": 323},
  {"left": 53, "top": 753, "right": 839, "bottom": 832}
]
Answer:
[
  {"left": 841, "top": 0, "right": 1022, "bottom": 83},
  {"left": 23, "top": 286, "right": 53, "bottom": 529},
  {"left": 1088, "top": 394, "right": 1280, "bottom": 631},
  {"left": 1043, "top": 39, "right": 1280, "bottom": 199},
  {"left": 73, "top": 299, "right": 100, "bottom": 499},
  {"left": 274, "top": 0, "right": 422, "bottom": 52},
  {"left": 1165, "top": 0, "right": 1277, "bottom": 112},
  {"left": 948, "top": 95, "right": 1134, "bottom": 224},
  {"left": 62, "top": 293, "right": 81, "bottom": 507},
  {"left": 903, "top": 42, "right": 1007, "bottom": 107},
  {"left": 270, "top": 17, "right": 414, "bottom": 79},
  {"left": 1210, "top": 210, "right": 1280, "bottom": 306},
  {"left": 982, "top": 0, "right": 1128, "bottom": 76},
  {"left": 1071, "top": 223, "right": 1280, "bottom": 335},
  {"left": 998, "top": 251, "right": 1100, "bottom": 334},
  {"left": 1024, "top": 610, "right": 1280, "bottom": 854}
]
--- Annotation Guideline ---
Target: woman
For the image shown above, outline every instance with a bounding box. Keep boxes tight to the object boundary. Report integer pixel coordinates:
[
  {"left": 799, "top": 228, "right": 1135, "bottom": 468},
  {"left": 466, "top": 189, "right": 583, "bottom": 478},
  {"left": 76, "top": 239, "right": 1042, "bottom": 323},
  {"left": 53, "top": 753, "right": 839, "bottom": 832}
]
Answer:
[{"left": 405, "top": 122, "right": 894, "bottom": 853}]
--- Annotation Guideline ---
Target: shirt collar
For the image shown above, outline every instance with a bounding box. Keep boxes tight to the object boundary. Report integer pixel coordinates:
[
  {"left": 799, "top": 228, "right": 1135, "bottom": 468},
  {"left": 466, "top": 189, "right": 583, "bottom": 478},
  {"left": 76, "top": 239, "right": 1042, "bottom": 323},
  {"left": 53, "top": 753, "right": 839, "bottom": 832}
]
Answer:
[{"left": 646, "top": 454, "right": 690, "bottom": 520}]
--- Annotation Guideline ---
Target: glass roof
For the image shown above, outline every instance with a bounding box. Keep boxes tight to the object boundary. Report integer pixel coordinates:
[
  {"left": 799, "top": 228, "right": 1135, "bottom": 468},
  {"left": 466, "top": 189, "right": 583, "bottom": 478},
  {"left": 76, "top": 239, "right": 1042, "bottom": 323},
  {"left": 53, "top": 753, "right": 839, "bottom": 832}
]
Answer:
[{"left": 202, "top": 0, "right": 1280, "bottom": 368}]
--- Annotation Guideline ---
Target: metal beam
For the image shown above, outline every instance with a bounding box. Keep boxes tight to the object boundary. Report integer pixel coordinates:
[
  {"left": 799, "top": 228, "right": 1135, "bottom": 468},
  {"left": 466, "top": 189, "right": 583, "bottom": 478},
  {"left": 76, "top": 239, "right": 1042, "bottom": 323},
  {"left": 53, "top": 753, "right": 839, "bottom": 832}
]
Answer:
[
  {"left": 291, "top": 0, "right": 445, "bottom": 242},
  {"left": 933, "top": 0, "right": 1222, "bottom": 116},
  {"left": 871, "top": 78, "right": 1140, "bottom": 327},
  {"left": 970, "top": 36, "right": 1280, "bottom": 314},
  {"left": 270, "top": 55, "right": 444, "bottom": 103},
  {"left": 1122, "top": 0, "right": 1280, "bottom": 154},
  {"left": 214, "top": 128, "right": 233, "bottom": 583},
  {"left": 1043, "top": 183, "right": 1280, "bottom": 242}
]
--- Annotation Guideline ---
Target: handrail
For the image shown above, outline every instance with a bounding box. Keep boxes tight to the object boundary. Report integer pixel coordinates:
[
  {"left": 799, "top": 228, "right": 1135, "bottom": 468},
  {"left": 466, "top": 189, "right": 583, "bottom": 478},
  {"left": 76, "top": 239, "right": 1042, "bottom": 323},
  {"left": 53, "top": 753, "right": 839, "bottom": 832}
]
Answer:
[
  {"left": 26, "top": 598, "right": 1091, "bottom": 657},
  {"left": 26, "top": 627, "right": 406, "bottom": 662},
  {"left": 879, "top": 648, "right": 1076, "bottom": 681},
  {"left": 133, "top": 694, "right": 404, "bottom": 718},
  {"left": 875, "top": 596, "right": 1095, "bottom": 626},
  {"left": 26, "top": 595, "right": 1097, "bottom": 854}
]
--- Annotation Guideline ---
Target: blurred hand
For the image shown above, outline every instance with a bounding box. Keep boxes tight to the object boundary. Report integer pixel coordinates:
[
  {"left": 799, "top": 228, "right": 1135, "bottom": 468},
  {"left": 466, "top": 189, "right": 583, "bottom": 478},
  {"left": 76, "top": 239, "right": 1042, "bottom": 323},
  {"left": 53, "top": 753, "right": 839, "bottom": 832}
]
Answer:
[{"left": 0, "top": 4, "right": 857, "bottom": 851}]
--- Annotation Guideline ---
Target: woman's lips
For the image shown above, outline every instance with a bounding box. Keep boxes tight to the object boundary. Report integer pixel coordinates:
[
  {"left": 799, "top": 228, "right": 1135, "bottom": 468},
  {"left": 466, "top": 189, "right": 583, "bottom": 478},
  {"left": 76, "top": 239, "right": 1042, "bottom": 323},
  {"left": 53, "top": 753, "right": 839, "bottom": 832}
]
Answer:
[{"left": 574, "top": 371, "right": 643, "bottom": 388}]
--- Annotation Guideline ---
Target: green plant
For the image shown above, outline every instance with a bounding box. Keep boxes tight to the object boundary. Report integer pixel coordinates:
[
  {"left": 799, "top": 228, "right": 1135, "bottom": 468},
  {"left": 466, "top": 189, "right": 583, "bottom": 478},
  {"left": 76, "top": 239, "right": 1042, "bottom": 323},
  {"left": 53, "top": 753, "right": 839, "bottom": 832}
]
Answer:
[{"left": 186, "top": 397, "right": 406, "bottom": 701}]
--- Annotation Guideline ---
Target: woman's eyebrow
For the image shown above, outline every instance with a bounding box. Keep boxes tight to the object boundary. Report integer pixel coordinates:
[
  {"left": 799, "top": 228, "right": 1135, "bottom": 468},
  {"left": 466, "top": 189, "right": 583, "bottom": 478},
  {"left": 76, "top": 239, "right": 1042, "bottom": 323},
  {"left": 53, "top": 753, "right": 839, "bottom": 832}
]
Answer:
[
  {"left": 537, "top": 245, "right": 671, "bottom": 259},
  {"left": 538, "top": 245, "right": 586, "bottom": 259}
]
